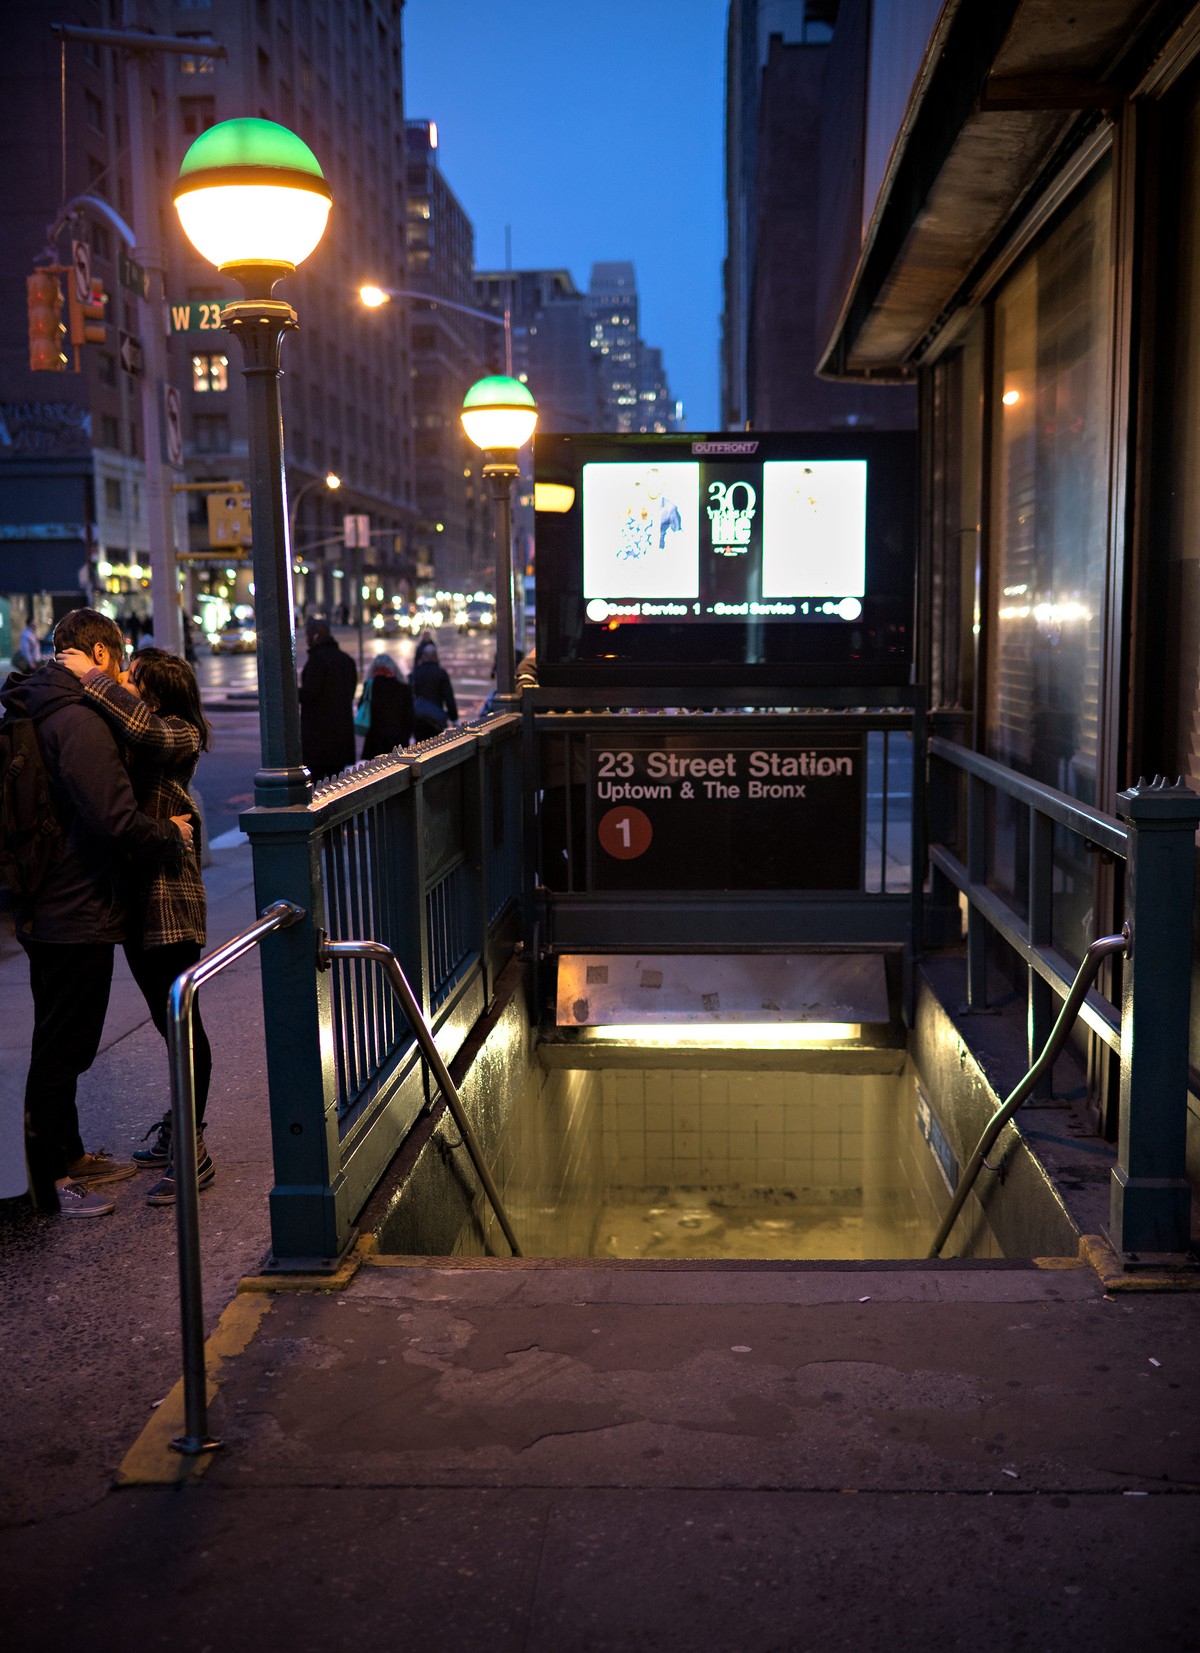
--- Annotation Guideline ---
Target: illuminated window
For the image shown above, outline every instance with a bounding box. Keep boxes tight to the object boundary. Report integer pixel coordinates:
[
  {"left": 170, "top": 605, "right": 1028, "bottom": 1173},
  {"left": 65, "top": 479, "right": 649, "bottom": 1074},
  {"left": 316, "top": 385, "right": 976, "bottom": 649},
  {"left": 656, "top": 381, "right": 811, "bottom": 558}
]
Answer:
[{"left": 192, "top": 353, "right": 228, "bottom": 393}]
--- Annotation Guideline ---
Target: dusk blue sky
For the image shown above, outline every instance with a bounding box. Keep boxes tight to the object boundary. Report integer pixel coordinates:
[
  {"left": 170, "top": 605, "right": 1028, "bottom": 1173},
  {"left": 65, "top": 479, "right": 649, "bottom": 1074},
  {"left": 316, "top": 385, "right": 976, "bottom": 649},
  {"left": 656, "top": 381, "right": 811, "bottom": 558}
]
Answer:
[{"left": 403, "top": 0, "right": 730, "bottom": 429}]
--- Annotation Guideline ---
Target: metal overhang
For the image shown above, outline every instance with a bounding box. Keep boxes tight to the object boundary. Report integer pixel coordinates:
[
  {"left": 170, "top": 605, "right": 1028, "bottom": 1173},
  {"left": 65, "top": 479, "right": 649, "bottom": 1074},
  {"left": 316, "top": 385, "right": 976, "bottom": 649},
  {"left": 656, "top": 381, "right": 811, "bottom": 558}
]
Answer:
[{"left": 819, "top": 0, "right": 1185, "bottom": 377}]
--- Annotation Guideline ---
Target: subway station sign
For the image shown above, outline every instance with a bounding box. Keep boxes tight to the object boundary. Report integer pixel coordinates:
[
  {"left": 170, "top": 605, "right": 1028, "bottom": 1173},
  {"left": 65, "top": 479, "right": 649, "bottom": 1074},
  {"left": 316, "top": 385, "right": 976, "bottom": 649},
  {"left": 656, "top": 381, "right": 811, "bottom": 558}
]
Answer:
[{"left": 589, "top": 732, "right": 864, "bottom": 891}]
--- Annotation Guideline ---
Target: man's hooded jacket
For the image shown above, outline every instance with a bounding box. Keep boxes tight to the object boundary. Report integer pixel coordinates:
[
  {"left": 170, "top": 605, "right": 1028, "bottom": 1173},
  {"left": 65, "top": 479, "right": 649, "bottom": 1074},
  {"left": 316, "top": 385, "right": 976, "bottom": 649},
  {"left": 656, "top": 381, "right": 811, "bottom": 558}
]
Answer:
[{"left": 1, "top": 662, "right": 180, "bottom": 943}]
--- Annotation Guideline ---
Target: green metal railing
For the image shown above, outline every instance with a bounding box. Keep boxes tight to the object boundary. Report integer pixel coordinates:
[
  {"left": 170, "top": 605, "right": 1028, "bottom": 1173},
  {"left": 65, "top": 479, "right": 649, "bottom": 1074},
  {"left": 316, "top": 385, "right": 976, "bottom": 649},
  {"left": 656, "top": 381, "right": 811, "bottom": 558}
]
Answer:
[
  {"left": 242, "top": 713, "right": 523, "bottom": 1268},
  {"left": 927, "top": 742, "right": 1200, "bottom": 1259}
]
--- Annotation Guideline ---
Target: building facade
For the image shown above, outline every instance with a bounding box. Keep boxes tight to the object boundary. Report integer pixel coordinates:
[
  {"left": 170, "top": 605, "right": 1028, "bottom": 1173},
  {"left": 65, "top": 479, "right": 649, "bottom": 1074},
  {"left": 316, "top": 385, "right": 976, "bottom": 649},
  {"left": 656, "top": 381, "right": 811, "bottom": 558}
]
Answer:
[
  {"left": 402, "top": 118, "right": 490, "bottom": 595},
  {"left": 167, "top": 0, "right": 415, "bottom": 628},
  {"left": 585, "top": 261, "right": 678, "bottom": 434},
  {"left": 814, "top": 0, "right": 1200, "bottom": 1163},
  {"left": 723, "top": 0, "right": 913, "bottom": 432},
  {"left": 473, "top": 267, "right": 603, "bottom": 434},
  {"left": 0, "top": 0, "right": 416, "bottom": 655},
  {"left": 0, "top": 0, "right": 179, "bottom": 653}
]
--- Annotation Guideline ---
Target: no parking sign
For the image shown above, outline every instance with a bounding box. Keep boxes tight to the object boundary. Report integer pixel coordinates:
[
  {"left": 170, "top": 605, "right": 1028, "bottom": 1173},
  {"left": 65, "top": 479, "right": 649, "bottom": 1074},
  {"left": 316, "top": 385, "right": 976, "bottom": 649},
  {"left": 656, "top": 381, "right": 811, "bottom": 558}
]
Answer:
[{"left": 164, "top": 384, "right": 183, "bottom": 466}]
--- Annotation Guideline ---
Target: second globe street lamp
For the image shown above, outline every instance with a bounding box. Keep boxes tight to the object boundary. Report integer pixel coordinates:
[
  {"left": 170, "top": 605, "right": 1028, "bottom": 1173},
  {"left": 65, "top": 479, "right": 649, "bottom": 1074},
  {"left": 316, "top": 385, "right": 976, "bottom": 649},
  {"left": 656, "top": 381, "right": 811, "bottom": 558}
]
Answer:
[
  {"left": 461, "top": 375, "right": 538, "bottom": 697},
  {"left": 173, "top": 116, "right": 332, "bottom": 808}
]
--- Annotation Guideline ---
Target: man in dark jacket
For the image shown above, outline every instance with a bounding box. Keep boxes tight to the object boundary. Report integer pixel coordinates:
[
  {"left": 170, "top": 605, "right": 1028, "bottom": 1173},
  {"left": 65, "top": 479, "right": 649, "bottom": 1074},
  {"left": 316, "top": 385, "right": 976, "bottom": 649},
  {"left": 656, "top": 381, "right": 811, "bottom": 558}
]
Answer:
[
  {"left": 1, "top": 608, "right": 192, "bottom": 1218},
  {"left": 299, "top": 619, "right": 358, "bottom": 780}
]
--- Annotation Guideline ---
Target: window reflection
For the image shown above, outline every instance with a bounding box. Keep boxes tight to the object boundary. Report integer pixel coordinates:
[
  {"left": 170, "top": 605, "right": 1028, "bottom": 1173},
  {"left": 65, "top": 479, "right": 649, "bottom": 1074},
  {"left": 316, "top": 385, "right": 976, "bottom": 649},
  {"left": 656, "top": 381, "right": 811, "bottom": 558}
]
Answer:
[{"left": 986, "top": 164, "right": 1113, "bottom": 963}]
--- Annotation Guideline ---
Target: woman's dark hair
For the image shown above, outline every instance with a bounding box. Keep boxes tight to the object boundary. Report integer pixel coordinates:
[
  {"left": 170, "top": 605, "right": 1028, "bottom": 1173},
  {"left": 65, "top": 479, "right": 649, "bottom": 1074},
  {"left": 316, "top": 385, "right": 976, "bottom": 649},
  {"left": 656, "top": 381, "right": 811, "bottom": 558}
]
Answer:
[
  {"left": 130, "top": 647, "right": 211, "bottom": 751},
  {"left": 414, "top": 637, "right": 438, "bottom": 663}
]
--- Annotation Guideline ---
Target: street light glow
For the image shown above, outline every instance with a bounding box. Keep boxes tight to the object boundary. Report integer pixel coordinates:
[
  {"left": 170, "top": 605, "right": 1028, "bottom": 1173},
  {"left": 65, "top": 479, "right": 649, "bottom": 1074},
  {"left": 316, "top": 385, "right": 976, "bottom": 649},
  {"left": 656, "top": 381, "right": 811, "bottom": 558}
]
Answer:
[
  {"left": 359, "top": 284, "right": 390, "bottom": 308},
  {"left": 325, "top": 472, "right": 341, "bottom": 490},
  {"left": 461, "top": 374, "right": 539, "bottom": 454},
  {"left": 172, "top": 118, "right": 332, "bottom": 277}
]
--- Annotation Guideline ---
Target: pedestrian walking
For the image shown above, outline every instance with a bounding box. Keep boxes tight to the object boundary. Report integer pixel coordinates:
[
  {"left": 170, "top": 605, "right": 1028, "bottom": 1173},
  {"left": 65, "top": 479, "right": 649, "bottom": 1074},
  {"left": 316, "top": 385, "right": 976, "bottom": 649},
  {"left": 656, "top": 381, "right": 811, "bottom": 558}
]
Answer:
[
  {"left": 17, "top": 617, "right": 41, "bottom": 672},
  {"left": 57, "top": 644, "right": 213, "bottom": 1207},
  {"left": 409, "top": 636, "right": 458, "bottom": 741},
  {"left": 0, "top": 609, "right": 193, "bottom": 1218},
  {"left": 299, "top": 619, "right": 358, "bottom": 780},
  {"left": 357, "top": 652, "right": 414, "bottom": 758}
]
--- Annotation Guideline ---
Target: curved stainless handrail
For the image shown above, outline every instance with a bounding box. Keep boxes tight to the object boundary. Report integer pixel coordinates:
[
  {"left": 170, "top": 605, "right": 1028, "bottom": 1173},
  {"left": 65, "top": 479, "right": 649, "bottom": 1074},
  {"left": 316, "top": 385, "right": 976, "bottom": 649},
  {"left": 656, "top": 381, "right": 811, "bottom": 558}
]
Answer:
[
  {"left": 319, "top": 937, "right": 522, "bottom": 1260},
  {"left": 167, "top": 899, "right": 307, "bottom": 1455},
  {"left": 928, "top": 925, "right": 1131, "bottom": 1259}
]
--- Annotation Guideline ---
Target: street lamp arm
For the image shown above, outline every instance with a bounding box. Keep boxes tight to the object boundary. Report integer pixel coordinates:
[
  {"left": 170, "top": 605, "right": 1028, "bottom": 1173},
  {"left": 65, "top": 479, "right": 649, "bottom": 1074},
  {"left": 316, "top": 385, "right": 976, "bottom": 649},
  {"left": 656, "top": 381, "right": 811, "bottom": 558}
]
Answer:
[
  {"left": 369, "top": 288, "right": 506, "bottom": 330},
  {"left": 365, "top": 286, "right": 513, "bottom": 375}
]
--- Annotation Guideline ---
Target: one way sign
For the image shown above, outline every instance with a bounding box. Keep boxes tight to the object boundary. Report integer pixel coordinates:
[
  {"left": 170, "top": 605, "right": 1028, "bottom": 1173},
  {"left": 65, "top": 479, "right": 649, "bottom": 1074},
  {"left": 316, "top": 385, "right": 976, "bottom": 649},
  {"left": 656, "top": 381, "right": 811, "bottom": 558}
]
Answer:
[{"left": 118, "top": 330, "right": 144, "bottom": 377}]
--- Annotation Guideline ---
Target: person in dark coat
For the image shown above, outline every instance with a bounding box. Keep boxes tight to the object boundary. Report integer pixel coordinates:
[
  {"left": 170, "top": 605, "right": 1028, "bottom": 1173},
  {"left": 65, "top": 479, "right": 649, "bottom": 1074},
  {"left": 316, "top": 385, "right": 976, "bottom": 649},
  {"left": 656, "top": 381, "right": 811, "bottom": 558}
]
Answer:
[
  {"left": 358, "top": 652, "right": 414, "bottom": 759},
  {"left": 299, "top": 620, "right": 358, "bottom": 780},
  {"left": 0, "top": 608, "right": 192, "bottom": 1217},
  {"left": 409, "top": 636, "right": 458, "bottom": 742}
]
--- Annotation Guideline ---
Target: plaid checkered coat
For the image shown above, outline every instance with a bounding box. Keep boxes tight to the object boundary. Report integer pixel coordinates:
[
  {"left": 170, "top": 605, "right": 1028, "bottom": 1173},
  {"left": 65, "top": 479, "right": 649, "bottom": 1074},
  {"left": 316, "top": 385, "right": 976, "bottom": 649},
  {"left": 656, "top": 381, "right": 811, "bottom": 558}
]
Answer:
[{"left": 80, "top": 673, "right": 206, "bottom": 948}]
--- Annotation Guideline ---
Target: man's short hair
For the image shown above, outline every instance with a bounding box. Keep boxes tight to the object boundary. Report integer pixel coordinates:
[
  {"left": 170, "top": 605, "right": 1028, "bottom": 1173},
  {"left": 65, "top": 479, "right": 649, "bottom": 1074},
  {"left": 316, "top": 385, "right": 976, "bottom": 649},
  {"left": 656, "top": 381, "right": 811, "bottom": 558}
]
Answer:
[
  {"left": 53, "top": 607, "right": 125, "bottom": 659},
  {"left": 306, "top": 619, "right": 331, "bottom": 643}
]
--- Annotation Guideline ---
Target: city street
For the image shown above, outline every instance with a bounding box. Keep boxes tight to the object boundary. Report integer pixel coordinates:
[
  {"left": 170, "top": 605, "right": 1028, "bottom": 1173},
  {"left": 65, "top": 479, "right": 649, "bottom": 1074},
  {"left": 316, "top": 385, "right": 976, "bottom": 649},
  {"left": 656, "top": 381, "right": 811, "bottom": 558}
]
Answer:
[{"left": 194, "top": 620, "right": 504, "bottom": 842}]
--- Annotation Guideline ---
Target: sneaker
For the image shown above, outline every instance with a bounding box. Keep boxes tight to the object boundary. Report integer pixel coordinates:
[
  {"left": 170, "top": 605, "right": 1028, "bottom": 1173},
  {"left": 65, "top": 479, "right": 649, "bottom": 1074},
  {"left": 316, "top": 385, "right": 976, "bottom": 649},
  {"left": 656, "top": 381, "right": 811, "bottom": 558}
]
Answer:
[
  {"left": 66, "top": 1150, "right": 138, "bottom": 1186},
  {"left": 146, "top": 1140, "right": 215, "bottom": 1207},
  {"left": 57, "top": 1179, "right": 116, "bottom": 1219},
  {"left": 132, "top": 1116, "right": 172, "bottom": 1168}
]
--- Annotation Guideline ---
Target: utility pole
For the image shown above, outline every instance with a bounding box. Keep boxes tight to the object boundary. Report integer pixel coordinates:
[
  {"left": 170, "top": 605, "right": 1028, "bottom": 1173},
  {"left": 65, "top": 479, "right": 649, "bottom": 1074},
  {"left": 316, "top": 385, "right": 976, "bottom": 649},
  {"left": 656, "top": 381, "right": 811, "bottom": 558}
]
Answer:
[
  {"left": 123, "top": 0, "right": 180, "bottom": 655},
  {"left": 52, "top": 16, "right": 227, "bottom": 656}
]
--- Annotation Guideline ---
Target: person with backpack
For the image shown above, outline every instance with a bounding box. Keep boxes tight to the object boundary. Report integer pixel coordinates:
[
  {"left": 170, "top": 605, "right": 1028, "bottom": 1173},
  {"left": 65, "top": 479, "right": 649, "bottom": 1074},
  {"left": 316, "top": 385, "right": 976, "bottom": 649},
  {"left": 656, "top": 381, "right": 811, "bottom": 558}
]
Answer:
[
  {"left": 357, "top": 652, "right": 414, "bottom": 759},
  {"left": 0, "top": 609, "right": 193, "bottom": 1219},
  {"left": 56, "top": 644, "right": 212, "bottom": 1207},
  {"left": 409, "top": 635, "right": 458, "bottom": 742}
]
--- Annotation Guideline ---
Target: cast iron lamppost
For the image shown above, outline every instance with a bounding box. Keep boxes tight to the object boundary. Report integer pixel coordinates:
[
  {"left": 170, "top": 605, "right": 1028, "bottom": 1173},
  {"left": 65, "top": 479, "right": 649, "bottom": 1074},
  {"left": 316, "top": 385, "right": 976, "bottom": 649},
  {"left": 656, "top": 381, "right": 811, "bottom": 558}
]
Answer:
[
  {"left": 172, "top": 117, "right": 332, "bottom": 807},
  {"left": 461, "top": 375, "right": 538, "bottom": 697}
]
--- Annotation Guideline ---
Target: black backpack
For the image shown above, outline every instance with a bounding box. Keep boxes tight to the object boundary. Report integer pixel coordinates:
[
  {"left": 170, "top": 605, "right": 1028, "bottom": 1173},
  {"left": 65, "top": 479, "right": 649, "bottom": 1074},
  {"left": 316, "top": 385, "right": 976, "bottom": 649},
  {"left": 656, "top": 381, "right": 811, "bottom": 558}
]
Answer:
[{"left": 0, "top": 712, "right": 65, "bottom": 900}]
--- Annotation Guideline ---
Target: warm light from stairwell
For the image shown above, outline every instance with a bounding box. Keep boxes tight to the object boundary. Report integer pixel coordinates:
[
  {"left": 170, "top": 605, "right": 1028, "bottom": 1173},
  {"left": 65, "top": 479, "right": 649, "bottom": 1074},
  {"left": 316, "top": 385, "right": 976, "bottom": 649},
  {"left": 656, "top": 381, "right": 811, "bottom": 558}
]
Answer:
[{"left": 580, "top": 1023, "right": 861, "bottom": 1048}]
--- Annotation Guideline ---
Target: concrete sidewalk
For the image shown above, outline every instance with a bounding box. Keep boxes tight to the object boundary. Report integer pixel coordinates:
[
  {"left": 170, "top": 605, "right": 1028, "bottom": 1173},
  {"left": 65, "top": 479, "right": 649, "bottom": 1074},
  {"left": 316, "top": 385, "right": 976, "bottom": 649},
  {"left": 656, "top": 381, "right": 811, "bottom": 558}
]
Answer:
[
  {"left": 2, "top": 832, "right": 1199, "bottom": 1649},
  {"left": 3, "top": 1247, "right": 1200, "bottom": 1650}
]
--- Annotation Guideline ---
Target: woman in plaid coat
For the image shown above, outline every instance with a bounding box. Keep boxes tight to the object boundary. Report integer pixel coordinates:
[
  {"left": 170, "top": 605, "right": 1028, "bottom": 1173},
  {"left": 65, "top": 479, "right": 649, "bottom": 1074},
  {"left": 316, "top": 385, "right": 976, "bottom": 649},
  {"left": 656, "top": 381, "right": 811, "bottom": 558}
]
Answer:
[{"left": 58, "top": 644, "right": 212, "bottom": 1205}]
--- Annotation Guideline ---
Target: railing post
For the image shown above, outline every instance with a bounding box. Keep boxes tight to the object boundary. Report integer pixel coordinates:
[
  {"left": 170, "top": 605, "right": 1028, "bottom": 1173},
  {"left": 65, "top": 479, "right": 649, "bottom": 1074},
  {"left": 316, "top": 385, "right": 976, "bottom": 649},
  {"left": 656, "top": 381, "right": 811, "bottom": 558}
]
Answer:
[
  {"left": 1111, "top": 776, "right": 1200, "bottom": 1258},
  {"left": 245, "top": 810, "right": 346, "bottom": 1267},
  {"left": 1028, "top": 809, "right": 1055, "bottom": 1096},
  {"left": 966, "top": 772, "right": 988, "bottom": 1008}
]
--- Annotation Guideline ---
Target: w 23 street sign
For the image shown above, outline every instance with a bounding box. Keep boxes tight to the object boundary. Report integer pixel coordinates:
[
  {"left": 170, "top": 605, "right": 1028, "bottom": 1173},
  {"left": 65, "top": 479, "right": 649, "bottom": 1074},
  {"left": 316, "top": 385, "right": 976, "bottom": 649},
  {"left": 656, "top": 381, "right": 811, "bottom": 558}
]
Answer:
[{"left": 167, "top": 300, "right": 224, "bottom": 334}]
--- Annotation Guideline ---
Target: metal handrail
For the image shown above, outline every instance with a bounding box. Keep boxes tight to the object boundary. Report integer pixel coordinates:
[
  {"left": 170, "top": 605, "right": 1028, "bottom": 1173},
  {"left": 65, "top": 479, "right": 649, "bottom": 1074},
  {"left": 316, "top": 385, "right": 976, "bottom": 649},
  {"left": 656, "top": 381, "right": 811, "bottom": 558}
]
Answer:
[
  {"left": 928, "top": 736, "right": 1129, "bottom": 857},
  {"left": 318, "top": 936, "right": 522, "bottom": 1259},
  {"left": 167, "top": 899, "right": 307, "bottom": 1455},
  {"left": 927, "top": 925, "right": 1131, "bottom": 1259}
]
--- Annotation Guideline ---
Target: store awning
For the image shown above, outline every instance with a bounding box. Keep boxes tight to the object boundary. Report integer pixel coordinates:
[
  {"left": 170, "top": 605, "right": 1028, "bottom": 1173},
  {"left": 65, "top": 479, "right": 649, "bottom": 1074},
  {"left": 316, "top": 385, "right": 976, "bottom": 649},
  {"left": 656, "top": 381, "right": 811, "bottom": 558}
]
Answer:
[{"left": 819, "top": 0, "right": 1176, "bottom": 376}]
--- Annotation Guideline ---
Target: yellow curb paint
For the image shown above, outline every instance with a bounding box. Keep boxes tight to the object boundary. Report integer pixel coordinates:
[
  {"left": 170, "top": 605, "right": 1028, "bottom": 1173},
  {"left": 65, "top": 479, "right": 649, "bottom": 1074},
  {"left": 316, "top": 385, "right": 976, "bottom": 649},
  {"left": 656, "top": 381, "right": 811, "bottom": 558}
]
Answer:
[
  {"left": 115, "top": 1294, "right": 272, "bottom": 1488},
  {"left": 1080, "top": 1233, "right": 1200, "bottom": 1292}
]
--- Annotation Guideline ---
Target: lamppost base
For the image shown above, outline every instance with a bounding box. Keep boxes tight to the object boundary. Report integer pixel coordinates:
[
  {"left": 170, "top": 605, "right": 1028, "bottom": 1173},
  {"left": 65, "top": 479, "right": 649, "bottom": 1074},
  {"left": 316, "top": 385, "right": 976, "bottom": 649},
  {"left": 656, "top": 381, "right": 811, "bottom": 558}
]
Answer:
[{"left": 254, "top": 765, "right": 313, "bottom": 809}]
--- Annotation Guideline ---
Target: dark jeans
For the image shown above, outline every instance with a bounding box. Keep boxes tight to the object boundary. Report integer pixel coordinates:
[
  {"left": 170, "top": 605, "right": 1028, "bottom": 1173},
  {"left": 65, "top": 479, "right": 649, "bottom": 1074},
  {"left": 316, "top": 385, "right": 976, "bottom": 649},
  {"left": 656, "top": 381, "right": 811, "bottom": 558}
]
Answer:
[
  {"left": 23, "top": 940, "right": 115, "bottom": 1195},
  {"left": 123, "top": 938, "right": 211, "bottom": 1130}
]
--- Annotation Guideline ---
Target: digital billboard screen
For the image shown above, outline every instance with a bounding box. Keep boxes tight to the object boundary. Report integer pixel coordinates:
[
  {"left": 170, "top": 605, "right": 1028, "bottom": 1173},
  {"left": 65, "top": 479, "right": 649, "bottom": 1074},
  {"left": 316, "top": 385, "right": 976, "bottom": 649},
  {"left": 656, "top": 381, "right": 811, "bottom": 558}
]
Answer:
[{"left": 535, "top": 432, "right": 916, "bottom": 687}]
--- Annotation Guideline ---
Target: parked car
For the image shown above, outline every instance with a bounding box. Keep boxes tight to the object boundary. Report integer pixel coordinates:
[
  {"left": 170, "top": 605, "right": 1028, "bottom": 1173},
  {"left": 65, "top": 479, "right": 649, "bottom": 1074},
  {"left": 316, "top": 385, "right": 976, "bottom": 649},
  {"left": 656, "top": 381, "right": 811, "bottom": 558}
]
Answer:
[
  {"left": 458, "top": 599, "right": 496, "bottom": 633},
  {"left": 210, "top": 618, "right": 257, "bottom": 655}
]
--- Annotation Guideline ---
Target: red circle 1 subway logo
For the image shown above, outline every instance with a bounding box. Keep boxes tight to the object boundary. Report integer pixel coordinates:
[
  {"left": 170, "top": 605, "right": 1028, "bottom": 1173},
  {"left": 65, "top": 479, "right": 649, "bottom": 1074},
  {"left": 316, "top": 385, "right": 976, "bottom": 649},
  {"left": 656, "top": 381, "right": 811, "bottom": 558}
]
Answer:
[{"left": 598, "top": 805, "right": 654, "bottom": 860}]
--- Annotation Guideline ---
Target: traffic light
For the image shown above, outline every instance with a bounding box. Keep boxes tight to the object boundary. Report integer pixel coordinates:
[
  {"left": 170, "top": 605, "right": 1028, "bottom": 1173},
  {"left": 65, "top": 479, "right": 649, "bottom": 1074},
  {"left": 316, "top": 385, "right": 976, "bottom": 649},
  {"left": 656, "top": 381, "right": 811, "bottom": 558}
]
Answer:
[
  {"left": 26, "top": 270, "right": 66, "bottom": 372},
  {"left": 68, "top": 279, "right": 107, "bottom": 348}
]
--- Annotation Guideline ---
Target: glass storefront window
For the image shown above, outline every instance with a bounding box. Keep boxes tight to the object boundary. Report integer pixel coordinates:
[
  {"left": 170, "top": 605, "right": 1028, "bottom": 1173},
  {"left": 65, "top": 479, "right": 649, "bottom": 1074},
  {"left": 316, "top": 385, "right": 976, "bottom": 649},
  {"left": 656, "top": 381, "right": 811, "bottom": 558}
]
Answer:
[
  {"left": 986, "top": 163, "right": 1113, "bottom": 964},
  {"left": 987, "top": 164, "right": 1112, "bottom": 804}
]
